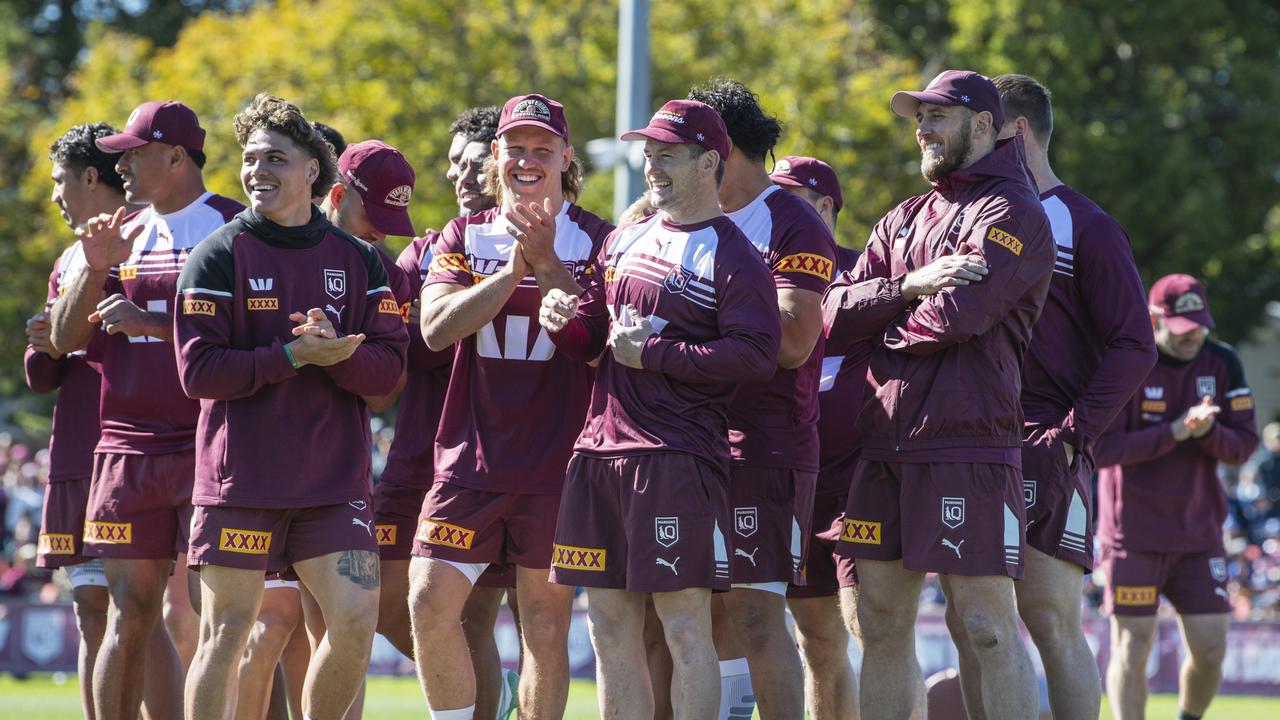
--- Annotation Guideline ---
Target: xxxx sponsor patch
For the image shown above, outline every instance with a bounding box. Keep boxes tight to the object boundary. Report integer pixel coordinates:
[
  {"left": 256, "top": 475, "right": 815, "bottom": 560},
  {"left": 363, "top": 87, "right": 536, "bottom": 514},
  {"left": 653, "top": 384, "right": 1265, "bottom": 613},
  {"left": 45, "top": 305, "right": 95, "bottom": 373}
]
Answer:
[
  {"left": 1115, "top": 585, "right": 1158, "bottom": 606},
  {"left": 429, "top": 253, "right": 470, "bottom": 274},
  {"left": 119, "top": 266, "right": 138, "bottom": 281},
  {"left": 38, "top": 533, "right": 76, "bottom": 555},
  {"left": 375, "top": 524, "right": 397, "bottom": 546},
  {"left": 83, "top": 521, "right": 132, "bottom": 544},
  {"left": 840, "top": 519, "right": 882, "bottom": 545},
  {"left": 1141, "top": 400, "right": 1167, "bottom": 413},
  {"left": 552, "top": 544, "right": 606, "bottom": 571},
  {"left": 776, "top": 253, "right": 834, "bottom": 281},
  {"left": 378, "top": 298, "right": 401, "bottom": 315},
  {"left": 986, "top": 226, "right": 1023, "bottom": 256},
  {"left": 183, "top": 299, "right": 216, "bottom": 316},
  {"left": 219, "top": 528, "right": 272, "bottom": 554},
  {"left": 247, "top": 297, "right": 279, "bottom": 311},
  {"left": 418, "top": 519, "right": 475, "bottom": 550},
  {"left": 1231, "top": 396, "right": 1254, "bottom": 411}
]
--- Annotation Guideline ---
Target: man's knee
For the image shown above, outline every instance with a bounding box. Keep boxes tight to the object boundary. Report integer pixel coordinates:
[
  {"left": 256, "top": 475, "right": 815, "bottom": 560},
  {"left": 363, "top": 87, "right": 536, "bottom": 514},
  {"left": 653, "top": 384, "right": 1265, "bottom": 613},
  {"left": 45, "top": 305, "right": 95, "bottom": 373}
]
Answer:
[
  {"left": 857, "top": 588, "right": 915, "bottom": 644},
  {"left": 73, "top": 589, "right": 110, "bottom": 636},
  {"left": 728, "top": 592, "right": 787, "bottom": 654},
  {"left": 1112, "top": 619, "right": 1156, "bottom": 672},
  {"left": 953, "top": 605, "right": 1017, "bottom": 654},
  {"left": 1018, "top": 598, "right": 1075, "bottom": 650},
  {"left": 1185, "top": 623, "right": 1228, "bottom": 667}
]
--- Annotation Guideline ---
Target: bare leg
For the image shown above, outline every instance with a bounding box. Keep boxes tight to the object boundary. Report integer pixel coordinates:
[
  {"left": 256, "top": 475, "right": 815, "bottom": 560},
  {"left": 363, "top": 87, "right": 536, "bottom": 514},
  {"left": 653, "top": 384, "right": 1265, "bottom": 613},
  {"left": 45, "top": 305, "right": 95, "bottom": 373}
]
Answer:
[
  {"left": 184, "top": 565, "right": 266, "bottom": 720},
  {"left": 142, "top": 618, "right": 185, "bottom": 720},
  {"left": 280, "top": 620, "right": 311, "bottom": 718},
  {"left": 855, "top": 560, "right": 925, "bottom": 720},
  {"left": 1176, "top": 613, "right": 1229, "bottom": 717},
  {"left": 512, "top": 565, "right": 574, "bottom": 720},
  {"left": 644, "top": 597, "right": 675, "bottom": 720},
  {"left": 1106, "top": 614, "right": 1157, "bottom": 720},
  {"left": 464, "top": 585, "right": 506, "bottom": 720},
  {"left": 654, "top": 588, "right": 720, "bottom": 720},
  {"left": 1016, "top": 547, "right": 1101, "bottom": 719},
  {"left": 409, "top": 557, "right": 477, "bottom": 712},
  {"left": 943, "top": 574, "right": 1038, "bottom": 719},
  {"left": 720, "top": 587, "right": 804, "bottom": 717},
  {"left": 165, "top": 553, "right": 200, "bottom": 667},
  {"left": 93, "top": 557, "right": 173, "bottom": 720},
  {"left": 586, "top": 588, "right": 652, "bottom": 718},
  {"left": 940, "top": 575, "right": 987, "bottom": 720},
  {"left": 789, "top": 595, "right": 857, "bottom": 720},
  {"left": 376, "top": 558, "right": 415, "bottom": 657},
  {"left": 72, "top": 584, "right": 109, "bottom": 720},
  {"left": 235, "top": 586, "right": 302, "bottom": 720}
]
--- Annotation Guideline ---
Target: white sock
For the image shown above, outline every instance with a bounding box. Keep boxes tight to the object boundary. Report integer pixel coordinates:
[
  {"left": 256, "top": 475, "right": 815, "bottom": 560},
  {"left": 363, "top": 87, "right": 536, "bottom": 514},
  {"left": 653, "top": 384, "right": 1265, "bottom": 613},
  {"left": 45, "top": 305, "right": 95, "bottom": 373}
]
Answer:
[
  {"left": 430, "top": 705, "right": 475, "bottom": 720},
  {"left": 718, "top": 658, "right": 755, "bottom": 720}
]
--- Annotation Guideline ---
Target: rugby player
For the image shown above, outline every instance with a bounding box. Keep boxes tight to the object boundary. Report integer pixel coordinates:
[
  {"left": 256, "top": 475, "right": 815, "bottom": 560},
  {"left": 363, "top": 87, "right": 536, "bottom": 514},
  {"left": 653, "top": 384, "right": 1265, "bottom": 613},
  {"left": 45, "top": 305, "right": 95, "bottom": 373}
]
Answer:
[
  {"left": 823, "top": 70, "right": 1054, "bottom": 720},
  {"left": 770, "top": 155, "right": 861, "bottom": 720},
  {"left": 48, "top": 100, "right": 244, "bottom": 720},
  {"left": 932, "top": 73, "right": 1158, "bottom": 720},
  {"left": 541, "top": 98, "right": 781, "bottom": 719},
  {"left": 411, "top": 93, "right": 612, "bottom": 720},
  {"left": 688, "top": 77, "right": 836, "bottom": 719},
  {"left": 1095, "top": 273, "right": 1259, "bottom": 720},
  {"left": 175, "top": 93, "right": 408, "bottom": 720}
]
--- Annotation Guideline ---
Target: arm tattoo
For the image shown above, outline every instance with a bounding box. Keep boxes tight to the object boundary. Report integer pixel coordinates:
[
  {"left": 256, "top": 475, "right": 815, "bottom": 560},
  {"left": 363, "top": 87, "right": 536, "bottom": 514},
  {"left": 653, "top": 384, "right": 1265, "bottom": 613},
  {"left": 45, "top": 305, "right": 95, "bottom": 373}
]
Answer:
[{"left": 336, "top": 550, "right": 380, "bottom": 591}]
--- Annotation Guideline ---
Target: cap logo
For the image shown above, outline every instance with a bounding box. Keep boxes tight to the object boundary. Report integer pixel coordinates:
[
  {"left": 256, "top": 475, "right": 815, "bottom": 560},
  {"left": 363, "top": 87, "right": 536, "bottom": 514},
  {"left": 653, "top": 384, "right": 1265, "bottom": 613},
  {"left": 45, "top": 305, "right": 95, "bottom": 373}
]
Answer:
[
  {"left": 512, "top": 99, "right": 551, "bottom": 122},
  {"left": 126, "top": 107, "right": 141, "bottom": 128},
  {"left": 807, "top": 177, "right": 818, "bottom": 186},
  {"left": 385, "top": 185, "right": 412, "bottom": 207},
  {"left": 653, "top": 110, "right": 685, "bottom": 124},
  {"left": 696, "top": 132, "right": 705, "bottom": 141},
  {"left": 1174, "top": 292, "right": 1205, "bottom": 314},
  {"left": 152, "top": 130, "right": 163, "bottom": 139},
  {"left": 774, "top": 159, "right": 791, "bottom": 173},
  {"left": 961, "top": 95, "right": 971, "bottom": 103},
  {"left": 345, "top": 169, "right": 369, "bottom": 193}
]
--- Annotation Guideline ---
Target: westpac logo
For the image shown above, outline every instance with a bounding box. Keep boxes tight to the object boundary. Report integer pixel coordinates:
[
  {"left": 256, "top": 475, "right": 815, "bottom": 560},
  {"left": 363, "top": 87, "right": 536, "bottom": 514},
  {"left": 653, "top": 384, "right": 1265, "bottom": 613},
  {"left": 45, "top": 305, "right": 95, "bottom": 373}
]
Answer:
[
  {"left": 247, "top": 297, "right": 279, "bottom": 311},
  {"left": 418, "top": 520, "right": 475, "bottom": 550},
  {"left": 38, "top": 533, "right": 76, "bottom": 555},
  {"left": 84, "top": 521, "right": 132, "bottom": 544},
  {"left": 840, "top": 519, "right": 881, "bottom": 545},
  {"left": 1144, "top": 386, "right": 1164, "bottom": 400},
  {"left": 552, "top": 544, "right": 606, "bottom": 572},
  {"left": 219, "top": 528, "right": 272, "bottom": 555},
  {"left": 248, "top": 277, "right": 274, "bottom": 292}
]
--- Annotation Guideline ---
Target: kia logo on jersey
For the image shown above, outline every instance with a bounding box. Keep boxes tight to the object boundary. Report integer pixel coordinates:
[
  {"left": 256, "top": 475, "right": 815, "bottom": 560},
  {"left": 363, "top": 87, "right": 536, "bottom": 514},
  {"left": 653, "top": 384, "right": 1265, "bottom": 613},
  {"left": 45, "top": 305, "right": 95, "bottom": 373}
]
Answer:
[{"left": 324, "top": 269, "right": 346, "bottom": 300}]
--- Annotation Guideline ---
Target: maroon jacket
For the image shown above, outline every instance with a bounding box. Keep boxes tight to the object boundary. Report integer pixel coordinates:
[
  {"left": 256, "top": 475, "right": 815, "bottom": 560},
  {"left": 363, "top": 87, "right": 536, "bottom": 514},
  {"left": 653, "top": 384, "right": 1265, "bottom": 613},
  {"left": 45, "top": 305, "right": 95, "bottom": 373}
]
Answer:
[{"left": 822, "top": 137, "right": 1053, "bottom": 464}]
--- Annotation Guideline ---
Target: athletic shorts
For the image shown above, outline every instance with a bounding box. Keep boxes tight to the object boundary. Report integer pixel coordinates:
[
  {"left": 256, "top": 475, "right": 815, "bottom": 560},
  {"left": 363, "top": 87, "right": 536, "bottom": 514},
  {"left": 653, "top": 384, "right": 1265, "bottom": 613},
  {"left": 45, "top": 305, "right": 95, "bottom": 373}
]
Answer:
[
  {"left": 83, "top": 450, "right": 194, "bottom": 560},
  {"left": 187, "top": 498, "right": 378, "bottom": 573},
  {"left": 1022, "top": 424, "right": 1093, "bottom": 570},
  {"left": 550, "top": 453, "right": 733, "bottom": 593},
  {"left": 727, "top": 466, "right": 816, "bottom": 586},
  {"left": 65, "top": 558, "right": 107, "bottom": 589},
  {"left": 37, "top": 477, "right": 92, "bottom": 568},
  {"left": 372, "top": 480, "right": 428, "bottom": 561},
  {"left": 476, "top": 562, "right": 517, "bottom": 589},
  {"left": 788, "top": 490, "right": 857, "bottom": 598},
  {"left": 1100, "top": 544, "right": 1231, "bottom": 616},
  {"left": 835, "top": 459, "right": 1026, "bottom": 579},
  {"left": 412, "top": 482, "right": 560, "bottom": 569}
]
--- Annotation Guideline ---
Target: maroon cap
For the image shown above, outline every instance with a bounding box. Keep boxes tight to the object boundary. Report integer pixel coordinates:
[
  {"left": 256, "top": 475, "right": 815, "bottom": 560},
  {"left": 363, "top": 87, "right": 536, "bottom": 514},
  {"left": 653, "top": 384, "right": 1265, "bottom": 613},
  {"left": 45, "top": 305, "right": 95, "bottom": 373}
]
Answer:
[
  {"left": 620, "top": 100, "right": 730, "bottom": 161},
  {"left": 96, "top": 101, "right": 206, "bottom": 153},
  {"left": 338, "top": 140, "right": 416, "bottom": 237},
  {"left": 770, "top": 156, "right": 843, "bottom": 211},
  {"left": 1149, "top": 273, "right": 1214, "bottom": 334},
  {"left": 498, "top": 94, "right": 569, "bottom": 140},
  {"left": 891, "top": 70, "right": 1005, "bottom": 131}
]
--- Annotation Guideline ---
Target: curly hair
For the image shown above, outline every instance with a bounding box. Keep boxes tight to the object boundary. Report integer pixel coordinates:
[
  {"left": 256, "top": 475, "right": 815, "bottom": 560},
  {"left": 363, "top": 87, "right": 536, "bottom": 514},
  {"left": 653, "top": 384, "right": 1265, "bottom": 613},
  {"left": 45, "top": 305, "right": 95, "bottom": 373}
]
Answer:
[
  {"left": 233, "top": 93, "right": 338, "bottom": 198},
  {"left": 49, "top": 123, "right": 127, "bottom": 192},
  {"left": 449, "top": 106, "right": 500, "bottom": 146},
  {"left": 688, "top": 77, "right": 782, "bottom": 161}
]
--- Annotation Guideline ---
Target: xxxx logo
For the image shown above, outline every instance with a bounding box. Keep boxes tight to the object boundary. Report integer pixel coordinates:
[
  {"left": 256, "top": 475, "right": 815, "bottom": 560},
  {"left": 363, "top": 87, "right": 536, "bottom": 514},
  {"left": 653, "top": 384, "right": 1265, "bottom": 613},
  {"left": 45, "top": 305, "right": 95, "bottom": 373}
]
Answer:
[
  {"left": 378, "top": 298, "right": 401, "bottom": 315},
  {"left": 219, "top": 528, "right": 271, "bottom": 555},
  {"left": 1115, "top": 585, "right": 1157, "bottom": 606},
  {"left": 986, "top": 226, "right": 1023, "bottom": 256},
  {"left": 183, "top": 299, "right": 216, "bottom": 316},
  {"left": 776, "top": 253, "right": 833, "bottom": 281},
  {"left": 83, "top": 521, "right": 132, "bottom": 544},
  {"left": 418, "top": 520, "right": 475, "bottom": 550},
  {"left": 375, "top": 524, "right": 397, "bottom": 546},
  {"left": 38, "top": 533, "right": 76, "bottom": 555},
  {"left": 841, "top": 519, "right": 881, "bottom": 545},
  {"left": 552, "top": 544, "right": 606, "bottom": 571},
  {"left": 247, "top": 297, "right": 279, "bottom": 311},
  {"left": 399, "top": 302, "right": 411, "bottom": 324},
  {"left": 429, "top": 253, "right": 470, "bottom": 274},
  {"left": 119, "top": 266, "right": 138, "bottom": 281}
]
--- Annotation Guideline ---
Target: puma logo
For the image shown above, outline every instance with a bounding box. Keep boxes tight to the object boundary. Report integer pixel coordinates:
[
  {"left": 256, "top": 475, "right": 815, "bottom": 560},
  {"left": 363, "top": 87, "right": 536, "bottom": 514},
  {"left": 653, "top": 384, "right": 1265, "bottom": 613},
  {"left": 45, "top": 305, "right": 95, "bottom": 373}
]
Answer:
[
  {"left": 941, "top": 538, "right": 965, "bottom": 559},
  {"left": 655, "top": 557, "right": 680, "bottom": 575},
  {"left": 326, "top": 304, "right": 346, "bottom": 323},
  {"left": 1214, "top": 587, "right": 1229, "bottom": 599},
  {"left": 351, "top": 518, "right": 373, "bottom": 537},
  {"left": 735, "top": 547, "right": 759, "bottom": 567}
]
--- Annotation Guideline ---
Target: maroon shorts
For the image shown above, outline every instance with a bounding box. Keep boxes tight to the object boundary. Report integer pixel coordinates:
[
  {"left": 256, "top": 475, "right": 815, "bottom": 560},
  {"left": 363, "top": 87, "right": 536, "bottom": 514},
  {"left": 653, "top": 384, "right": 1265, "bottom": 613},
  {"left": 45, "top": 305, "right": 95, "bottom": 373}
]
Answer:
[
  {"left": 727, "top": 466, "right": 816, "bottom": 586},
  {"left": 550, "top": 453, "right": 733, "bottom": 593},
  {"left": 188, "top": 498, "right": 378, "bottom": 573},
  {"left": 83, "top": 450, "right": 194, "bottom": 560},
  {"left": 372, "top": 480, "right": 428, "bottom": 561},
  {"left": 475, "top": 563, "right": 517, "bottom": 589},
  {"left": 38, "top": 477, "right": 92, "bottom": 568},
  {"left": 1022, "top": 425, "right": 1093, "bottom": 570},
  {"left": 412, "top": 482, "right": 560, "bottom": 569},
  {"left": 1100, "top": 544, "right": 1231, "bottom": 616},
  {"left": 835, "top": 459, "right": 1026, "bottom": 579},
  {"left": 788, "top": 491, "right": 857, "bottom": 598}
]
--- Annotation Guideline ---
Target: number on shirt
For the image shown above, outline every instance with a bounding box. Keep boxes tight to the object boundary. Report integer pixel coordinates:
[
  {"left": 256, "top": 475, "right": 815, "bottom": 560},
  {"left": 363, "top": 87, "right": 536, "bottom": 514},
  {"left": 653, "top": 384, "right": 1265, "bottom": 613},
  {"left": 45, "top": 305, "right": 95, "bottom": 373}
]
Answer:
[
  {"left": 127, "top": 299, "right": 168, "bottom": 344},
  {"left": 475, "top": 315, "right": 555, "bottom": 362}
]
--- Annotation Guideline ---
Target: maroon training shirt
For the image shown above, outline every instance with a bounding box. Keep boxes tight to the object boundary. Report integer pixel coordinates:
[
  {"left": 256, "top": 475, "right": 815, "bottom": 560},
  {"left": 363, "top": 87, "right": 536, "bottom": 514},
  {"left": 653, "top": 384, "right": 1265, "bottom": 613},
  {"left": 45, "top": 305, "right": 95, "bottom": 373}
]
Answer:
[
  {"left": 425, "top": 203, "right": 613, "bottom": 495},
  {"left": 551, "top": 214, "right": 781, "bottom": 474},
  {"left": 1095, "top": 340, "right": 1259, "bottom": 553},
  {"left": 24, "top": 245, "right": 101, "bottom": 482},
  {"left": 725, "top": 186, "right": 837, "bottom": 472},
  {"left": 816, "top": 246, "right": 869, "bottom": 493},
  {"left": 175, "top": 208, "right": 409, "bottom": 508},
  {"left": 96, "top": 192, "right": 243, "bottom": 455},
  {"left": 1021, "top": 185, "right": 1156, "bottom": 456}
]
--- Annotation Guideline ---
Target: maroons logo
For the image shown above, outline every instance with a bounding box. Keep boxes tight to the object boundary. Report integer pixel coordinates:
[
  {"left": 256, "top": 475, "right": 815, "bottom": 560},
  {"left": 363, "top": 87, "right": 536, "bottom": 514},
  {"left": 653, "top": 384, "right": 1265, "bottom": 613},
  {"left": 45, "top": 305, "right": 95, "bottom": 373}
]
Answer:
[
  {"left": 324, "top": 269, "right": 346, "bottom": 301},
  {"left": 664, "top": 265, "right": 691, "bottom": 294},
  {"left": 385, "top": 185, "right": 412, "bottom": 207},
  {"left": 941, "top": 497, "right": 966, "bottom": 530},
  {"left": 1174, "top": 292, "right": 1205, "bottom": 314},
  {"left": 512, "top": 99, "right": 551, "bottom": 122},
  {"left": 655, "top": 517, "right": 679, "bottom": 548},
  {"left": 773, "top": 159, "right": 791, "bottom": 174}
]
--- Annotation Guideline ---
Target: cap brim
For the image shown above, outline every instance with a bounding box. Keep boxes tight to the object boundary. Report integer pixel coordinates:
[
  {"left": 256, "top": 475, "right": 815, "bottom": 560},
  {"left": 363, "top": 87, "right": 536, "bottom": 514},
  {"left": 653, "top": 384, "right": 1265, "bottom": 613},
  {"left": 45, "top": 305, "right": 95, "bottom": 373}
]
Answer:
[
  {"left": 95, "top": 133, "right": 149, "bottom": 152},
  {"left": 620, "top": 127, "right": 688, "bottom": 146},
  {"left": 890, "top": 90, "right": 960, "bottom": 120},
  {"left": 769, "top": 173, "right": 805, "bottom": 189},
  {"left": 499, "top": 119, "right": 566, "bottom": 140},
  {"left": 363, "top": 202, "right": 417, "bottom": 237},
  {"left": 1165, "top": 313, "right": 1213, "bottom": 335}
]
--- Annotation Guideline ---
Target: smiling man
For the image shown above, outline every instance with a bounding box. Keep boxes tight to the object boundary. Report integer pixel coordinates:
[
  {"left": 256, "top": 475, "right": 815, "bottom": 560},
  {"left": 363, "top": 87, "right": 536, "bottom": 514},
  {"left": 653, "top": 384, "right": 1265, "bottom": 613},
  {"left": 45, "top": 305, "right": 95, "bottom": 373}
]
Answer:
[
  {"left": 48, "top": 101, "right": 243, "bottom": 720},
  {"left": 410, "top": 93, "right": 613, "bottom": 720},
  {"left": 822, "top": 70, "right": 1054, "bottom": 720},
  {"left": 174, "top": 93, "right": 407, "bottom": 720}
]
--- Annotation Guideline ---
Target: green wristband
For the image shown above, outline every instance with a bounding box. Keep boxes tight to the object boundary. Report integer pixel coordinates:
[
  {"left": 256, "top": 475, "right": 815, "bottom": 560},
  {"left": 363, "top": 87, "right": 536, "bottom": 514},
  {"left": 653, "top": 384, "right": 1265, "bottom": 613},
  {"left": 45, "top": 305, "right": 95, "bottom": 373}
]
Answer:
[{"left": 283, "top": 342, "right": 300, "bottom": 370}]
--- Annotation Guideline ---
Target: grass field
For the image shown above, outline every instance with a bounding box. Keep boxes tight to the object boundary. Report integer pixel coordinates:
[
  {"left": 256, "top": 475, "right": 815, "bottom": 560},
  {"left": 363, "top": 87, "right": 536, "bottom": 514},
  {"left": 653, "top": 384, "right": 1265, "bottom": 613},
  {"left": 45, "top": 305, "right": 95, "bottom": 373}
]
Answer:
[{"left": 3, "top": 674, "right": 1278, "bottom": 718}]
